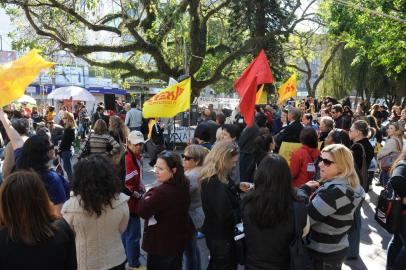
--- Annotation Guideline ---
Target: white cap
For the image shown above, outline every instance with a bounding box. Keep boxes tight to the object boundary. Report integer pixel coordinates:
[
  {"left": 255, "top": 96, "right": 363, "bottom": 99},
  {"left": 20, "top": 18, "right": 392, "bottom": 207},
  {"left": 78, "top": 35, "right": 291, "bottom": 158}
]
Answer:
[{"left": 128, "top": 131, "right": 145, "bottom": 145}]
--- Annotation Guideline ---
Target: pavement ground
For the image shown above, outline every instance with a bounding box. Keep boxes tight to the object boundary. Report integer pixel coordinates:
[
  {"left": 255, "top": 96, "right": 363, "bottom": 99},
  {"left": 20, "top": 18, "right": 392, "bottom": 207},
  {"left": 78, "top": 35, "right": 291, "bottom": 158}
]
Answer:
[{"left": 140, "top": 154, "right": 392, "bottom": 270}]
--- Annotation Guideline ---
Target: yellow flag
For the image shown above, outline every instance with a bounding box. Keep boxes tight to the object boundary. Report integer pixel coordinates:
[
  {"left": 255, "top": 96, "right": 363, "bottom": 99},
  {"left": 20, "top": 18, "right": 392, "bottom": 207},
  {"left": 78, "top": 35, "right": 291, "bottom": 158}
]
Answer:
[
  {"left": 255, "top": 84, "right": 267, "bottom": 104},
  {"left": 279, "top": 142, "right": 302, "bottom": 166},
  {"left": 277, "top": 73, "right": 297, "bottom": 104},
  {"left": 143, "top": 78, "right": 191, "bottom": 118},
  {"left": 0, "top": 49, "right": 54, "bottom": 107}
]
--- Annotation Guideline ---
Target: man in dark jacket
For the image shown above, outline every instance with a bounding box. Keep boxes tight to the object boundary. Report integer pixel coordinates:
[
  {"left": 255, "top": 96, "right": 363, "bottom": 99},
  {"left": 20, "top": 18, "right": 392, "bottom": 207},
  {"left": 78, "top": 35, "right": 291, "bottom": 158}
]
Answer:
[
  {"left": 197, "top": 108, "right": 219, "bottom": 144},
  {"left": 274, "top": 107, "right": 303, "bottom": 149},
  {"left": 332, "top": 104, "right": 351, "bottom": 131}
]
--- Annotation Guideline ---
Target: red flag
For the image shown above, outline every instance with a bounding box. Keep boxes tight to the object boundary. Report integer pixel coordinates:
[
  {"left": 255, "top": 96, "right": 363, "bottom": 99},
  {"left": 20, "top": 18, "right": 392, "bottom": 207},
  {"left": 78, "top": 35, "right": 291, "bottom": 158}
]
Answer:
[{"left": 234, "top": 49, "right": 274, "bottom": 127}]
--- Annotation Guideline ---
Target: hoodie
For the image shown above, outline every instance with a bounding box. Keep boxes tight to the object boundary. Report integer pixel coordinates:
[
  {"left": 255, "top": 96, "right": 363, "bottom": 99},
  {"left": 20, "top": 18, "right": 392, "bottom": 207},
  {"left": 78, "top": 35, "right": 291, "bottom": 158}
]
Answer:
[
  {"left": 290, "top": 145, "right": 321, "bottom": 187},
  {"left": 298, "top": 177, "right": 365, "bottom": 255}
]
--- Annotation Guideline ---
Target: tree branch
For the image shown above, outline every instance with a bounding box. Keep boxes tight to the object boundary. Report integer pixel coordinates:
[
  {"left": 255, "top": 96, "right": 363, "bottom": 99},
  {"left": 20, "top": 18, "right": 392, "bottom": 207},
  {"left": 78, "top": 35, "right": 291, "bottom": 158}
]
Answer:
[
  {"left": 195, "top": 37, "right": 259, "bottom": 89},
  {"left": 285, "top": 64, "right": 308, "bottom": 73},
  {"left": 312, "top": 42, "right": 345, "bottom": 91},
  {"left": 48, "top": 0, "right": 122, "bottom": 35},
  {"left": 81, "top": 56, "right": 166, "bottom": 81}
]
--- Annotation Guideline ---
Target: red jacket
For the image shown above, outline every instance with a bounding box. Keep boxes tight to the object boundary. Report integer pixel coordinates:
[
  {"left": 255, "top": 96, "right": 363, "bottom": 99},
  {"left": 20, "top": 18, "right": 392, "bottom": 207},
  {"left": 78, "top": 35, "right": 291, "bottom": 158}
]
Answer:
[
  {"left": 290, "top": 145, "right": 320, "bottom": 187},
  {"left": 125, "top": 151, "right": 143, "bottom": 214}
]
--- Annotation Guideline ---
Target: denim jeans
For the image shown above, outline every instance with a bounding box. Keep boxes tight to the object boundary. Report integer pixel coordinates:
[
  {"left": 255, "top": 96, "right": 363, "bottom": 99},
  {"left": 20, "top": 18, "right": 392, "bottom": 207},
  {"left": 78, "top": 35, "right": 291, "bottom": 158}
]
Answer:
[
  {"left": 184, "top": 232, "right": 201, "bottom": 270},
  {"left": 147, "top": 253, "right": 182, "bottom": 270},
  {"left": 309, "top": 248, "right": 347, "bottom": 270},
  {"left": 122, "top": 215, "right": 141, "bottom": 267},
  {"left": 348, "top": 206, "right": 362, "bottom": 258},
  {"left": 387, "top": 214, "right": 406, "bottom": 270},
  {"left": 60, "top": 150, "right": 73, "bottom": 181}
]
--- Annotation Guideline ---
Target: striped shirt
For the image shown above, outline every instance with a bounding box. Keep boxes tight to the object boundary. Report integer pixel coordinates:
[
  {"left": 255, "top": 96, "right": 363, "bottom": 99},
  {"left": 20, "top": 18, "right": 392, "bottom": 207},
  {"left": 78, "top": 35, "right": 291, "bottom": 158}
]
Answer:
[
  {"left": 299, "top": 177, "right": 365, "bottom": 254},
  {"left": 88, "top": 133, "right": 120, "bottom": 157}
]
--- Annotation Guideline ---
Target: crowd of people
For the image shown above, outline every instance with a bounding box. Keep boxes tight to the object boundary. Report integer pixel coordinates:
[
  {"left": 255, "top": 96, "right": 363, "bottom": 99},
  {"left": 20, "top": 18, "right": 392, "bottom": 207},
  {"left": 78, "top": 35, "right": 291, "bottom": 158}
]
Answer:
[{"left": 0, "top": 95, "right": 405, "bottom": 270}]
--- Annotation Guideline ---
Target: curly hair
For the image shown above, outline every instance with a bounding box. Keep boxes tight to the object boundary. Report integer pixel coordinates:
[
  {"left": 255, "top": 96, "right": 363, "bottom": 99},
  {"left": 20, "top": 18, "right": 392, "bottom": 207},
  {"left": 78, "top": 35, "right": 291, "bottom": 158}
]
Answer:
[
  {"left": 71, "top": 155, "right": 122, "bottom": 217},
  {"left": 20, "top": 135, "right": 52, "bottom": 173}
]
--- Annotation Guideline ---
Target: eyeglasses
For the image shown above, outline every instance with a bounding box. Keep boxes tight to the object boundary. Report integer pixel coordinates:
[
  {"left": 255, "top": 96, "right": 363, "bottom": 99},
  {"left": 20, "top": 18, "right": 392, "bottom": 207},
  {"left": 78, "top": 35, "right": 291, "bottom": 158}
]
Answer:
[
  {"left": 320, "top": 157, "right": 335, "bottom": 166},
  {"left": 331, "top": 111, "right": 337, "bottom": 114},
  {"left": 181, "top": 154, "right": 194, "bottom": 161}
]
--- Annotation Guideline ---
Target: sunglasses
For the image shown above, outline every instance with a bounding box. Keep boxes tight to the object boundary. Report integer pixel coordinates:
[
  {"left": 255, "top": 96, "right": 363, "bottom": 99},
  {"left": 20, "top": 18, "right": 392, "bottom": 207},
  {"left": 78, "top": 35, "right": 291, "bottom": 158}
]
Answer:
[
  {"left": 181, "top": 154, "right": 194, "bottom": 161},
  {"left": 320, "top": 157, "right": 335, "bottom": 166}
]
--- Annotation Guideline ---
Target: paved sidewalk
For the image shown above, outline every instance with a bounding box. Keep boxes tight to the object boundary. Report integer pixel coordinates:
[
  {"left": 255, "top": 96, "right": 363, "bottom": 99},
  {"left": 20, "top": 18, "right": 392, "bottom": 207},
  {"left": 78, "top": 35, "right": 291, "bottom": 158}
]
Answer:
[
  {"left": 141, "top": 157, "right": 391, "bottom": 270},
  {"left": 343, "top": 179, "right": 391, "bottom": 270}
]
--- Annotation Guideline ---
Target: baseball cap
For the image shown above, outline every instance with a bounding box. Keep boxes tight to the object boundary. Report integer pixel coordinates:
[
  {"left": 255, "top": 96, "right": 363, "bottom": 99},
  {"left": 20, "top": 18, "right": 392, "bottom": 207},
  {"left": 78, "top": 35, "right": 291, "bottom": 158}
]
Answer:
[{"left": 128, "top": 131, "right": 145, "bottom": 145}]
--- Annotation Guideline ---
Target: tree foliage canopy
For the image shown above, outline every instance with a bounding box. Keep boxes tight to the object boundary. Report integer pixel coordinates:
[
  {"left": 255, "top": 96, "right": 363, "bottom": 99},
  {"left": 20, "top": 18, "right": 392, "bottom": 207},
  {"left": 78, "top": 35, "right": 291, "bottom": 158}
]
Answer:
[
  {"left": 1, "top": 0, "right": 315, "bottom": 96},
  {"left": 319, "top": 0, "right": 405, "bottom": 103}
]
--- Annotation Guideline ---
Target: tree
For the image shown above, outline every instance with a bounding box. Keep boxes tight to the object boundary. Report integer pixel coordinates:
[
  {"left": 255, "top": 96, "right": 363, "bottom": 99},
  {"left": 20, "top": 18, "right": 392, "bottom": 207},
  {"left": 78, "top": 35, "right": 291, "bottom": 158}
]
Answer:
[
  {"left": 1, "top": 0, "right": 316, "bottom": 97},
  {"left": 319, "top": 0, "right": 406, "bottom": 104},
  {"left": 283, "top": 30, "right": 344, "bottom": 97}
]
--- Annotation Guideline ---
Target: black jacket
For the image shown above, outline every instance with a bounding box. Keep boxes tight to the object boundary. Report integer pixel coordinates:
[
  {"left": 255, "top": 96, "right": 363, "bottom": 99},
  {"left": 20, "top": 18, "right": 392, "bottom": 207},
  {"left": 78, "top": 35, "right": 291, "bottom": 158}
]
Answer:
[
  {"left": 0, "top": 219, "right": 76, "bottom": 270},
  {"left": 352, "top": 138, "right": 374, "bottom": 171},
  {"left": 201, "top": 176, "right": 241, "bottom": 240},
  {"left": 276, "top": 120, "right": 303, "bottom": 145},
  {"left": 243, "top": 200, "right": 306, "bottom": 270},
  {"left": 238, "top": 124, "right": 260, "bottom": 154}
]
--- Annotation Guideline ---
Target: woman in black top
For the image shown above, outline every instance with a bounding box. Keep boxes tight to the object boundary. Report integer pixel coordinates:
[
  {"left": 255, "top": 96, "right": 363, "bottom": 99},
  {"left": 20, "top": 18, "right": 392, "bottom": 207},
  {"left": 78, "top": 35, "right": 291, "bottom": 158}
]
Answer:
[
  {"left": 348, "top": 120, "right": 374, "bottom": 259},
  {"left": 387, "top": 151, "right": 406, "bottom": 270},
  {"left": 200, "top": 141, "right": 240, "bottom": 270},
  {"left": 0, "top": 171, "right": 77, "bottom": 270},
  {"left": 60, "top": 112, "right": 76, "bottom": 181},
  {"left": 243, "top": 154, "right": 307, "bottom": 270}
]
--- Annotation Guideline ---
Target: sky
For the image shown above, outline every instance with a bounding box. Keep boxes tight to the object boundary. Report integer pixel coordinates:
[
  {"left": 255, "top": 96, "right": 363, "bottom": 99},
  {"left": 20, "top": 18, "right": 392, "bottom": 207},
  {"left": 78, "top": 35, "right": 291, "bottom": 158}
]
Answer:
[{"left": 0, "top": 8, "right": 14, "bottom": 51}]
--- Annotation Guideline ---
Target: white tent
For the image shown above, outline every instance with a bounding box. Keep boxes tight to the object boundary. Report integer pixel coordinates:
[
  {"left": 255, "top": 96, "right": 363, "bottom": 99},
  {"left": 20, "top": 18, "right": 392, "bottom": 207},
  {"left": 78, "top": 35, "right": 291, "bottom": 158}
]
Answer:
[{"left": 48, "top": 86, "right": 95, "bottom": 102}]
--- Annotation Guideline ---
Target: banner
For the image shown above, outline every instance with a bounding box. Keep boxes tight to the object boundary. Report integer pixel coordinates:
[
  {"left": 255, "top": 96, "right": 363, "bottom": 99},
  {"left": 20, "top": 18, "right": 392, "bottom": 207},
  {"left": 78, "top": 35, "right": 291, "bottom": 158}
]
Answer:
[
  {"left": 278, "top": 73, "right": 297, "bottom": 104},
  {"left": 279, "top": 142, "right": 302, "bottom": 166},
  {"left": 0, "top": 49, "right": 54, "bottom": 107},
  {"left": 143, "top": 78, "right": 191, "bottom": 118},
  {"left": 256, "top": 85, "right": 267, "bottom": 104}
]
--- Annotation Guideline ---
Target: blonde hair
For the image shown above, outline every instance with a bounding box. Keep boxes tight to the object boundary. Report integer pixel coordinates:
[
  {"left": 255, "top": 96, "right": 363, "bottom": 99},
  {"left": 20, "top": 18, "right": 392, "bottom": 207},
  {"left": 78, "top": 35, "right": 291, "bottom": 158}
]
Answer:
[
  {"left": 64, "top": 112, "right": 77, "bottom": 129},
  {"left": 184, "top": 144, "right": 210, "bottom": 166},
  {"left": 199, "top": 141, "right": 239, "bottom": 184},
  {"left": 322, "top": 144, "right": 359, "bottom": 188}
]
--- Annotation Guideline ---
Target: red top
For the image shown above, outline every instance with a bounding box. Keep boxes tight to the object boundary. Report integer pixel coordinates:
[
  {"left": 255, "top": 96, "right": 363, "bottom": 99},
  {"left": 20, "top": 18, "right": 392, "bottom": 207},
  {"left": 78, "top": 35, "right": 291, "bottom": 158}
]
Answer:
[
  {"left": 290, "top": 145, "right": 320, "bottom": 188},
  {"left": 125, "top": 150, "right": 143, "bottom": 214},
  {"left": 138, "top": 183, "right": 193, "bottom": 256}
]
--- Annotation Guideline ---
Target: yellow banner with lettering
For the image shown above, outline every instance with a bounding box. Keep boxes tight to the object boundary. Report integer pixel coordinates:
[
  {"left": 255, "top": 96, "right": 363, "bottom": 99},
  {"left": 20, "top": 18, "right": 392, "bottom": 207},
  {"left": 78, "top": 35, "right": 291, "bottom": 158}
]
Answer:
[
  {"left": 0, "top": 49, "right": 54, "bottom": 107},
  {"left": 277, "top": 73, "right": 297, "bottom": 104},
  {"left": 143, "top": 78, "right": 191, "bottom": 118}
]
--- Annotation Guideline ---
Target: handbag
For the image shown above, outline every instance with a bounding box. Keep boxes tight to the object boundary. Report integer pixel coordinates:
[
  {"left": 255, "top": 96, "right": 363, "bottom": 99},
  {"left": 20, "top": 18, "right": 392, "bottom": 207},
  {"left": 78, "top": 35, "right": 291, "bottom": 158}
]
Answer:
[
  {"left": 374, "top": 185, "right": 402, "bottom": 234},
  {"left": 234, "top": 222, "right": 246, "bottom": 265},
  {"left": 289, "top": 201, "right": 312, "bottom": 270},
  {"left": 78, "top": 134, "right": 91, "bottom": 159},
  {"left": 379, "top": 138, "right": 401, "bottom": 171}
]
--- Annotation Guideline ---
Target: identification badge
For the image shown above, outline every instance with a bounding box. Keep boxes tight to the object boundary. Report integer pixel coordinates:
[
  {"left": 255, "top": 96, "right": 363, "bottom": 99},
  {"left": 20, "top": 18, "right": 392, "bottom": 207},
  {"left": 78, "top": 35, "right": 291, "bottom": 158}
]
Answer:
[
  {"left": 307, "top": 163, "right": 316, "bottom": 173},
  {"left": 148, "top": 216, "right": 158, "bottom": 226}
]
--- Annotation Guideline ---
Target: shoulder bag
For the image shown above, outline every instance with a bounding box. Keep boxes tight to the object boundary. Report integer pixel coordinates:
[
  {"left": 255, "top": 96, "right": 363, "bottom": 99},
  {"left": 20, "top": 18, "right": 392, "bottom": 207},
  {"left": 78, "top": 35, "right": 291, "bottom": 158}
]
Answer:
[
  {"left": 375, "top": 183, "right": 402, "bottom": 234},
  {"left": 380, "top": 138, "right": 401, "bottom": 171},
  {"left": 289, "top": 201, "right": 313, "bottom": 270},
  {"left": 78, "top": 134, "right": 91, "bottom": 159}
]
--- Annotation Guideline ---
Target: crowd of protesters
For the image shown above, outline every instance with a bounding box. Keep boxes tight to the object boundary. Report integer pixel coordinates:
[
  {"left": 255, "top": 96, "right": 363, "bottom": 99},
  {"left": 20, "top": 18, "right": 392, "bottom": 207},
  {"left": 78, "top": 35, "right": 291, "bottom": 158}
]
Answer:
[{"left": 0, "top": 94, "right": 405, "bottom": 270}]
